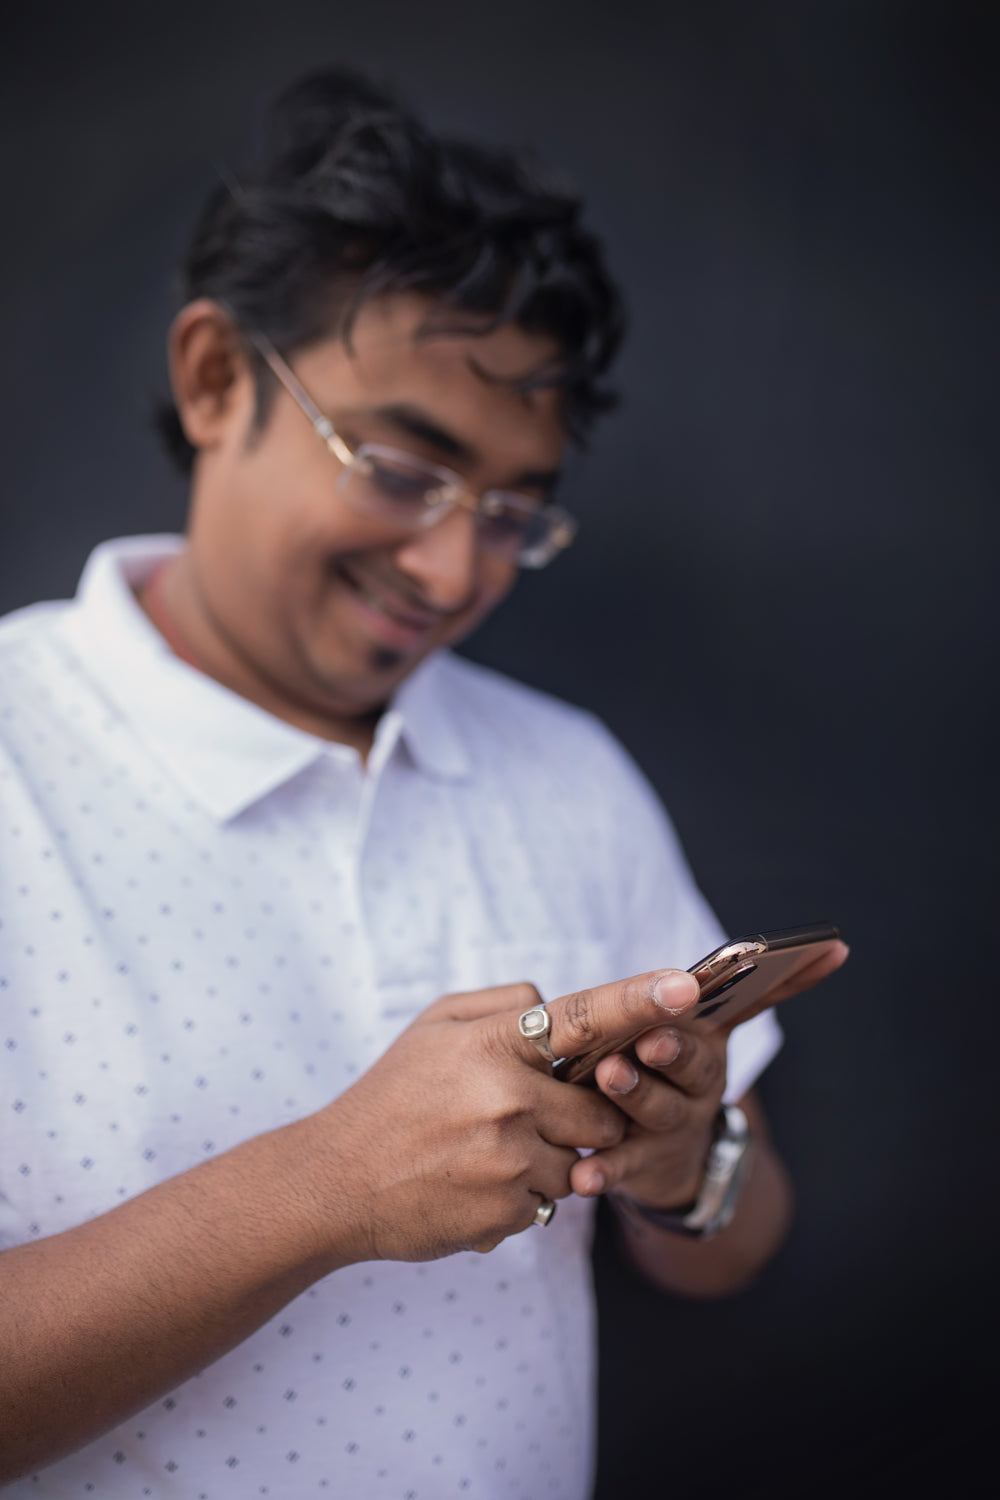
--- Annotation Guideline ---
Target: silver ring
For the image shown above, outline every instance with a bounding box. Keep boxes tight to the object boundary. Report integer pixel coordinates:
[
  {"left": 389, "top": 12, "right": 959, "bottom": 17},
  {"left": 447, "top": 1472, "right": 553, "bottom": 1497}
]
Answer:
[
  {"left": 518, "top": 1003, "right": 555, "bottom": 1064},
  {"left": 532, "top": 1198, "right": 557, "bottom": 1227}
]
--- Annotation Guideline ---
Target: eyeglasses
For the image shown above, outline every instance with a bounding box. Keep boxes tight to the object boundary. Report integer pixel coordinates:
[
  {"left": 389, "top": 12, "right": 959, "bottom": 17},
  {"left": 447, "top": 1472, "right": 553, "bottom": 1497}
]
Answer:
[{"left": 247, "top": 331, "right": 577, "bottom": 569}]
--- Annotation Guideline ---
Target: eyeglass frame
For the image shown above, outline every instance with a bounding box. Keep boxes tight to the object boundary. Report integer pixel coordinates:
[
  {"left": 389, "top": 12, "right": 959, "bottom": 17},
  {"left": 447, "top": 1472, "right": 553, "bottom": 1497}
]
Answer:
[{"left": 244, "top": 329, "right": 578, "bottom": 569}]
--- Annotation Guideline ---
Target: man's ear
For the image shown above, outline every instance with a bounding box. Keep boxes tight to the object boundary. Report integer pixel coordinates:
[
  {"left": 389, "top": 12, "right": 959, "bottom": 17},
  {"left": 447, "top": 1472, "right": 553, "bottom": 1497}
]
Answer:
[{"left": 168, "top": 300, "right": 253, "bottom": 453}]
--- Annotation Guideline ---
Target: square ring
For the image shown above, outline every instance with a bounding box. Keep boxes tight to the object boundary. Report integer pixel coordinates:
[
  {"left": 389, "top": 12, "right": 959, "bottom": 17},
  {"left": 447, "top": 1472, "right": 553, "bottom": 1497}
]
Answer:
[{"left": 518, "top": 1005, "right": 555, "bottom": 1063}]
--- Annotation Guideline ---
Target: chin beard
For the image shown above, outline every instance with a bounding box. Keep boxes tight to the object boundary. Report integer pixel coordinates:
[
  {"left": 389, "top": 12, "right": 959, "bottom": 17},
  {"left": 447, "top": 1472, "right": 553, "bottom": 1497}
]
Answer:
[{"left": 371, "top": 644, "right": 405, "bottom": 672}]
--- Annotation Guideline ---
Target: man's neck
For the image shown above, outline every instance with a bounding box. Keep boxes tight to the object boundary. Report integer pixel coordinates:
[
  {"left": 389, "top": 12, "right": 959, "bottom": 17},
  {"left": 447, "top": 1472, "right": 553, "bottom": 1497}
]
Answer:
[{"left": 137, "top": 555, "right": 381, "bottom": 760}]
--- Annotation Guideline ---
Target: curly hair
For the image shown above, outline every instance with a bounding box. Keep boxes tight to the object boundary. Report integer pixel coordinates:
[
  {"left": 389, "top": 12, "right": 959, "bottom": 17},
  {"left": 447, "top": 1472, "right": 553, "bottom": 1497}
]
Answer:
[{"left": 154, "top": 67, "right": 625, "bottom": 471}]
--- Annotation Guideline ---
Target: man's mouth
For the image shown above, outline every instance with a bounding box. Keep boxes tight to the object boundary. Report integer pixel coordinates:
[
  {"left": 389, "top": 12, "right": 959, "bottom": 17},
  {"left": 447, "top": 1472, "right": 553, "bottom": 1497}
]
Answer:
[{"left": 336, "top": 564, "right": 443, "bottom": 649}]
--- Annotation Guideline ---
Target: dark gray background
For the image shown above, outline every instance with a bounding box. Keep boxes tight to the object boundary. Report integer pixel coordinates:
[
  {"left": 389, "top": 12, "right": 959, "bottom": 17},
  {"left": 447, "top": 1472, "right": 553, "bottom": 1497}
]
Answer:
[{"left": 1, "top": 2, "right": 995, "bottom": 1494}]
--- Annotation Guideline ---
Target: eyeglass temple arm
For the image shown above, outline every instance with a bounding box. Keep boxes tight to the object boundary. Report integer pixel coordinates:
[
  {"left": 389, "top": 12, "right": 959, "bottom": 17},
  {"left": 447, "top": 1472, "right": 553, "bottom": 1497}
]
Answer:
[{"left": 246, "top": 330, "right": 355, "bottom": 467}]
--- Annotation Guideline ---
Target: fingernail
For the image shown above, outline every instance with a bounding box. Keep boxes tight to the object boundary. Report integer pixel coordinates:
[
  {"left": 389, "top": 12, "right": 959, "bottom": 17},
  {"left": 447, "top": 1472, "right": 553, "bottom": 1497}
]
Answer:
[
  {"left": 653, "top": 970, "right": 699, "bottom": 1012},
  {"left": 608, "top": 1058, "right": 638, "bottom": 1094},
  {"left": 581, "top": 1168, "right": 606, "bottom": 1196},
  {"left": 648, "top": 1029, "right": 681, "bottom": 1065}
]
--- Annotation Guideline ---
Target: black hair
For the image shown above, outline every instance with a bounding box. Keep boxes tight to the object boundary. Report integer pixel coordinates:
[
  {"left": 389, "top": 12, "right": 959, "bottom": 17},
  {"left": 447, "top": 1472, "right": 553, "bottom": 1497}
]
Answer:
[{"left": 155, "top": 67, "right": 625, "bottom": 472}]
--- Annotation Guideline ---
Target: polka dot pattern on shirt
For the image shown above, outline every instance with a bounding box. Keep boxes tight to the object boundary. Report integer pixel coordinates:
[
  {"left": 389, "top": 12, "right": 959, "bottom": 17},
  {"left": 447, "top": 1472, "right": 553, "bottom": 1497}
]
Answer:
[{"left": 0, "top": 537, "right": 781, "bottom": 1498}]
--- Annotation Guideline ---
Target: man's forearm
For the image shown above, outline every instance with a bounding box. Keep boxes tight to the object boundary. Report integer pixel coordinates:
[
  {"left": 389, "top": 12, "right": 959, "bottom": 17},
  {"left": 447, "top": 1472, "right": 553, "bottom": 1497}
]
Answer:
[
  {"left": 0, "top": 1113, "right": 351, "bottom": 1484},
  {"left": 611, "top": 1092, "right": 793, "bottom": 1298}
]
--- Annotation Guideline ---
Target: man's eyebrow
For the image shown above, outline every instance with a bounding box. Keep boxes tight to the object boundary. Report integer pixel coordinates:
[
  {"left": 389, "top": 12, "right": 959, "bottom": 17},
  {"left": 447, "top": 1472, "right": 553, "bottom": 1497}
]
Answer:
[
  {"left": 372, "top": 404, "right": 477, "bottom": 464},
  {"left": 369, "top": 403, "right": 562, "bottom": 492}
]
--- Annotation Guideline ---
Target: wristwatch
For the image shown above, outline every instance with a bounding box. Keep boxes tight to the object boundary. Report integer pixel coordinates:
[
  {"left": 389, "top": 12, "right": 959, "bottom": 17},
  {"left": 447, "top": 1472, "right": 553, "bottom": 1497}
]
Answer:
[{"left": 613, "top": 1103, "right": 753, "bottom": 1239}]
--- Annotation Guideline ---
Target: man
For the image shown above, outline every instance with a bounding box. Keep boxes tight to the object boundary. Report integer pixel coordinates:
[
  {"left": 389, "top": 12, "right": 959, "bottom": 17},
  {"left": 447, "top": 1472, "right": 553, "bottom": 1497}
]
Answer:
[{"left": 0, "top": 69, "right": 846, "bottom": 1495}]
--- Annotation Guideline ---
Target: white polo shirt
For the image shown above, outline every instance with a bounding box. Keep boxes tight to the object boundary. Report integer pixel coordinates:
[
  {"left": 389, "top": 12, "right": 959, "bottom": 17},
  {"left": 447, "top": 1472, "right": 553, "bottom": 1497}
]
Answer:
[{"left": 0, "top": 536, "right": 780, "bottom": 1499}]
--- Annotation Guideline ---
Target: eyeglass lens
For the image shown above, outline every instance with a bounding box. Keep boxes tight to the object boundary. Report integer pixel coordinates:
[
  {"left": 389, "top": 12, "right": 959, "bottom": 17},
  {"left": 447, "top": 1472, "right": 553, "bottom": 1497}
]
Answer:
[{"left": 341, "top": 447, "right": 555, "bottom": 562}]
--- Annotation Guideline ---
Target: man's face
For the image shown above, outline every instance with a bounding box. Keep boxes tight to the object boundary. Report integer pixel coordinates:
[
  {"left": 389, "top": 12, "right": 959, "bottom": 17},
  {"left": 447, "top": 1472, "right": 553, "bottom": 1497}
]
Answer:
[{"left": 183, "top": 293, "right": 568, "bottom": 726}]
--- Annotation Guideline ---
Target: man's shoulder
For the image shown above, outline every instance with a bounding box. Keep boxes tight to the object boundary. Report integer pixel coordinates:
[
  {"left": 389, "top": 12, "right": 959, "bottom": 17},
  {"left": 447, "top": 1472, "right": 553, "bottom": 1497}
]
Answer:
[
  {"left": 438, "top": 651, "right": 609, "bottom": 746},
  {"left": 432, "top": 651, "right": 641, "bottom": 791},
  {"left": 0, "top": 598, "right": 74, "bottom": 702},
  {"left": 0, "top": 597, "right": 71, "bottom": 650},
  {"left": 0, "top": 602, "right": 77, "bottom": 770}
]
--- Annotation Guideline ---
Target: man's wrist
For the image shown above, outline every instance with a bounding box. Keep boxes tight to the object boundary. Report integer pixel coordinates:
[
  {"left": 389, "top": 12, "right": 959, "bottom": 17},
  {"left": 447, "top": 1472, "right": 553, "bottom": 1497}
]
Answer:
[{"left": 611, "top": 1104, "right": 753, "bottom": 1240}]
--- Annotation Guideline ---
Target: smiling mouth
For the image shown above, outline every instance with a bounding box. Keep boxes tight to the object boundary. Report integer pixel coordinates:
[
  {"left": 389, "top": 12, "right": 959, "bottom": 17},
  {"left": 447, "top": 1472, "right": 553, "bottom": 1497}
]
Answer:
[{"left": 336, "top": 564, "right": 442, "bottom": 641}]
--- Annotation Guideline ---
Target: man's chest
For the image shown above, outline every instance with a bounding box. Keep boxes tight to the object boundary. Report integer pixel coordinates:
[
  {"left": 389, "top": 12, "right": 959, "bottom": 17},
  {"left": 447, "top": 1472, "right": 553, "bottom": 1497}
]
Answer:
[{"left": 0, "top": 743, "right": 619, "bottom": 1245}]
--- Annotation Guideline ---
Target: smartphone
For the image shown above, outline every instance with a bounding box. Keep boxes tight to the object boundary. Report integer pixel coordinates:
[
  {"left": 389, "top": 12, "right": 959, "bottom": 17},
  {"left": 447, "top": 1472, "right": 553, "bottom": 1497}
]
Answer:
[{"left": 552, "top": 921, "right": 841, "bottom": 1087}]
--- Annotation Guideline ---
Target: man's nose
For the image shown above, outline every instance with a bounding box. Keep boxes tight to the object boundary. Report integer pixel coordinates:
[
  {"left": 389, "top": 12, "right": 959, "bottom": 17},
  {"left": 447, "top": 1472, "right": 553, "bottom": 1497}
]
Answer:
[{"left": 393, "top": 506, "right": 480, "bottom": 613}]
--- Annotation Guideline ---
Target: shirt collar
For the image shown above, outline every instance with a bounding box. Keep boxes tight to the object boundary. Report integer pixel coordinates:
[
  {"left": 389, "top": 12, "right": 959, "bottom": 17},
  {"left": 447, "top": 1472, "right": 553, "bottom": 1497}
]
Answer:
[
  {"left": 57, "top": 536, "right": 471, "bottom": 824},
  {"left": 391, "top": 651, "right": 472, "bottom": 782}
]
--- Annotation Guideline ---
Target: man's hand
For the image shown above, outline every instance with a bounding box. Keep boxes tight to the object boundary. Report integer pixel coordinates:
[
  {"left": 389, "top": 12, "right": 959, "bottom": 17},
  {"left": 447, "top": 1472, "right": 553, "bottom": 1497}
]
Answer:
[
  {"left": 306, "top": 969, "right": 704, "bottom": 1263},
  {"left": 568, "top": 940, "right": 850, "bottom": 1210}
]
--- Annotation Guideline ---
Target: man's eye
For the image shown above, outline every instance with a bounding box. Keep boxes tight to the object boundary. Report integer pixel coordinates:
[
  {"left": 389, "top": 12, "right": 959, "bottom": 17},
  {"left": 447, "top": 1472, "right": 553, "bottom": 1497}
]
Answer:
[
  {"left": 367, "top": 461, "right": 433, "bottom": 504},
  {"left": 479, "top": 509, "right": 531, "bottom": 541}
]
